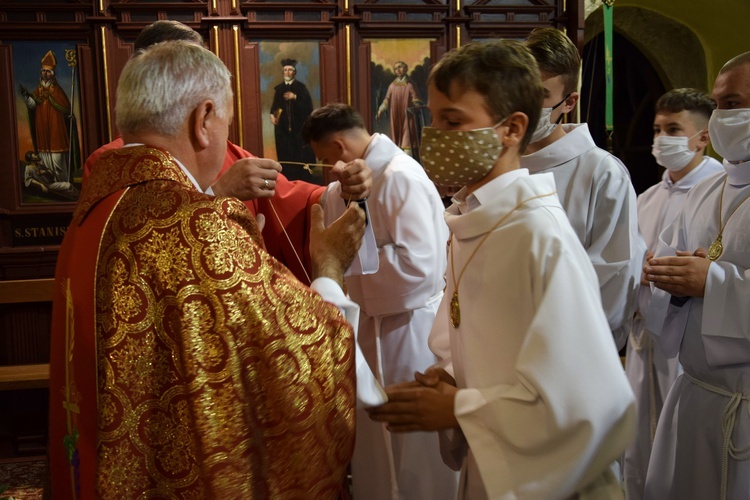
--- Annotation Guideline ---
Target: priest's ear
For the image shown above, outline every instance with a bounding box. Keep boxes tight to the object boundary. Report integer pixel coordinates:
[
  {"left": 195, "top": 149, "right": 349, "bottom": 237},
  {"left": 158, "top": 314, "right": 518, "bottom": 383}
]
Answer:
[{"left": 193, "top": 99, "right": 219, "bottom": 149}]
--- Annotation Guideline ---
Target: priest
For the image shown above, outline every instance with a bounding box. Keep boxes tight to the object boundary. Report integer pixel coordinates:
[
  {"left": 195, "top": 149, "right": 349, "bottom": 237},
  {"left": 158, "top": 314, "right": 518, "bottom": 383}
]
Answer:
[{"left": 49, "top": 40, "right": 367, "bottom": 499}]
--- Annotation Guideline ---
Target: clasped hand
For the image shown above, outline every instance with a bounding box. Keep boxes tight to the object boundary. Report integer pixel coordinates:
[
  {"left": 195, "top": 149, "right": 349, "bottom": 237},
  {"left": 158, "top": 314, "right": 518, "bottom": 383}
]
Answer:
[
  {"left": 643, "top": 248, "right": 711, "bottom": 298},
  {"left": 366, "top": 367, "right": 459, "bottom": 433}
]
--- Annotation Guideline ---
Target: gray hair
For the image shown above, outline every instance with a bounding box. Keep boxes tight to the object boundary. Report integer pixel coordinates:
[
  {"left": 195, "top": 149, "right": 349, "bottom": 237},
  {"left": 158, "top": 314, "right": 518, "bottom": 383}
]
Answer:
[{"left": 115, "top": 40, "right": 232, "bottom": 137}]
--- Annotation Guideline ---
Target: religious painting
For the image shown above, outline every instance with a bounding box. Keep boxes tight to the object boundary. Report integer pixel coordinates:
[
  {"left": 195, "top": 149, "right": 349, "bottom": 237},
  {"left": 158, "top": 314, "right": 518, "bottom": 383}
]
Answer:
[
  {"left": 258, "top": 40, "right": 323, "bottom": 184},
  {"left": 369, "top": 39, "right": 431, "bottom": 155},
  {"left": 13, "top": 41, "right": 83, "bottom": 204}
]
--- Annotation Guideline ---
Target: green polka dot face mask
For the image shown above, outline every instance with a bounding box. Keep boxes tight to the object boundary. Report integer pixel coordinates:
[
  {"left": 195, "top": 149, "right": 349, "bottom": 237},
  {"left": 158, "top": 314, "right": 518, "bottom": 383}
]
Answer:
[{"left": 420, "top": 121, "right": 505, "bottom": 187}]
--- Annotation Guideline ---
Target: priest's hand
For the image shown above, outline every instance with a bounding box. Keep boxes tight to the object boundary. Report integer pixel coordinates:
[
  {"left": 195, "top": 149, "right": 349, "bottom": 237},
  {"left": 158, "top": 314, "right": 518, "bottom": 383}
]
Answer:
[
  {"left": 644, "top": 251, "right": 711, "bottom": 298},
  {"left": 330, "top": 159, "right": 372, "bottom": 201},
  {"left": 367, "top": 368, "right": 459, "bottom": 432},
  {"left": 309, "top": 203, "right": 366, "bottom": 289},
  {"left": 212, "top": 158, "right": 282, "bottom": 200}
]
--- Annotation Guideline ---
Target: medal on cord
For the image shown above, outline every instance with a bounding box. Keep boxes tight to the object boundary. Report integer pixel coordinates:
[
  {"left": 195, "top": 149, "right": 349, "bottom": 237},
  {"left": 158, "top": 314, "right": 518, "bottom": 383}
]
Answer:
[
  {"left": 449, "top": 191, "right": 557, "bottom": 328},
  {"left": 707, "top": 176, "right": 750, "bottom": 261}
]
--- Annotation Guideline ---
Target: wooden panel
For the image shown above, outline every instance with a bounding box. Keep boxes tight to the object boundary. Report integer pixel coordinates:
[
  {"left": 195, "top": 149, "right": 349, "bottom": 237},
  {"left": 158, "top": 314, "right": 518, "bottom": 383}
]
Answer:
[
  {"left": 0, "top": 364, "right": 50, "bottom": 391},
  {"left": 0, "top": 279, "right": 55, "bottom": 305},
  {"left": 0, "top": 279, "right": 54, "bottom": 387}
]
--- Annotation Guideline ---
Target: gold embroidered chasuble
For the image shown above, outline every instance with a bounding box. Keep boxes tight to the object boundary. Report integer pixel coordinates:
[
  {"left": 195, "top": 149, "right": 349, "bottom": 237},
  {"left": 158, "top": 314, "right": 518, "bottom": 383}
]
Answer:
[{"left": 49, "top": 146, "right": 355, "bottom": 499}]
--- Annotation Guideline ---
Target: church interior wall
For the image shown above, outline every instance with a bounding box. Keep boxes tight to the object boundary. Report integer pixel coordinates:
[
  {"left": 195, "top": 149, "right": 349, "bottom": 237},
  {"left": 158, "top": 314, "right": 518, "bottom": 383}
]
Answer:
[{"left": 0, "top": 0, "right": 581, "bottom": 464}]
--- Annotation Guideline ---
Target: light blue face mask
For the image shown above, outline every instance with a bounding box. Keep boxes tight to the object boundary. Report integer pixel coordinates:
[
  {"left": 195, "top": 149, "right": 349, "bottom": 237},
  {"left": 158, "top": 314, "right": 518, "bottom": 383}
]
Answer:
[{"left": 420, "top": 119, "right": 506, "bottom": 187}]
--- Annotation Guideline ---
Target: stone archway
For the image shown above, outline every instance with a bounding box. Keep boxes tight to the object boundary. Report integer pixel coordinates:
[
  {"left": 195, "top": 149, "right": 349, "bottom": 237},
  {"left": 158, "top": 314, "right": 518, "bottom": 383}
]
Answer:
[
  {"left": 581, "top": 6, "right": 707, "bottom": 194},
  {"left": 584, "top": 6, "right": 707, "bottom": 91}
]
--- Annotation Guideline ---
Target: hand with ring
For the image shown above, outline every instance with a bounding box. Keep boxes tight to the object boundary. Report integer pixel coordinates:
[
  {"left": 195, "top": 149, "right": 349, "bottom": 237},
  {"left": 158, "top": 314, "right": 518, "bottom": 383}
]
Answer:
[{"left": 210, "top": 158, "right": 281, "bottom": 200}]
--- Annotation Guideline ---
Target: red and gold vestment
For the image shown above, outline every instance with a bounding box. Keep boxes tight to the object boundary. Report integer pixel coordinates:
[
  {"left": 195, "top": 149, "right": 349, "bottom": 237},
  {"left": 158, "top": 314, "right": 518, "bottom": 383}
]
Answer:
[
  {"left": 50, "top": 145, "right": 354, "bottom": 499},
  {"left": 84, "top": 140, "right": 325, "bottom": 284}
]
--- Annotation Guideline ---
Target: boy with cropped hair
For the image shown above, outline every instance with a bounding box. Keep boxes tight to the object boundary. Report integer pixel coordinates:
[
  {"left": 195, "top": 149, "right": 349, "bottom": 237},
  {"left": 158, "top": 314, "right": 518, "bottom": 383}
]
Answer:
[
  {"left": 302, "top": 103, "right": 457, "bottom": 500},
  {"left": 523, "top": 27, "right": 645, "bottom": 352},
  {"left": 624, "top": 88, "right": 723, "bottom": 498},
  {"left": 368, "top": 39, "right": 635, "bottom": 499}
]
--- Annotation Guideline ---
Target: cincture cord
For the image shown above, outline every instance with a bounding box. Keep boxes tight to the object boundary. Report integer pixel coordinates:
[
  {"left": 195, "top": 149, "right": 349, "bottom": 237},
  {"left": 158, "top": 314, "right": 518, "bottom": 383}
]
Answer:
[
  {"left": 267, "top": 199, "right": 312, "bottom": 285},
  {"left": 266, "top": 161, "right": 359, "bottom": 287},
  {"left": 278, "top": 160, "right": 334, "bottom": 175}
]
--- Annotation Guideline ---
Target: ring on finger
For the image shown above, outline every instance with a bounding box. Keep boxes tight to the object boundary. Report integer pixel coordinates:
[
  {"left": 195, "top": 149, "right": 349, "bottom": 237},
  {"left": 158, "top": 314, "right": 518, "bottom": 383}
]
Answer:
[{"left": 263, "top": 178, "right": 270, "bottom": 189}]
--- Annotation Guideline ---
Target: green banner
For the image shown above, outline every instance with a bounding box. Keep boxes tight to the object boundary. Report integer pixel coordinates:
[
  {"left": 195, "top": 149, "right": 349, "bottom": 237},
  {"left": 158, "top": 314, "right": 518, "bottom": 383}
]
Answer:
[{"left": 603, "top": 0, "right": 614, "bottom": 149}]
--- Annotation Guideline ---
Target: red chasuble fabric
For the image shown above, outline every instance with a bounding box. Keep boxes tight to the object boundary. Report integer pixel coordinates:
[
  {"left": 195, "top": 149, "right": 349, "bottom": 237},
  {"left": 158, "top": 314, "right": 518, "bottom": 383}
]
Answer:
[
  {"left": 223, "top": 141, "right": 324, "bottom": 284},
  {"left": 83, "top": 140, "right": 324, "bottom": 283},
  {"left": 51, "top": 145, "right": 355, "bottom": 498}
]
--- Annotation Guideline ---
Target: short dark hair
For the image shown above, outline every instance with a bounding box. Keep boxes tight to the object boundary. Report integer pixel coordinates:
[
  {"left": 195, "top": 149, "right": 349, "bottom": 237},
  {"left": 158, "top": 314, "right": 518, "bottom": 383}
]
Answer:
[
  {"left": 134, "top": 20, "right": 204, "bottom": 53},
  {"left": 720, "top": 51, "right": 750, "bottom": 75},
  {"left": 655, "top": 88, "right": 715, "bottom": 122},
  {"left": 525, "top": 28, "right": 581, "bottom": 96},
  {"left": 429, "top": 40, "right": 543, "bottom": 152},
  {"left": 302, "top": 103, "right": 367, "bottom": 143}
]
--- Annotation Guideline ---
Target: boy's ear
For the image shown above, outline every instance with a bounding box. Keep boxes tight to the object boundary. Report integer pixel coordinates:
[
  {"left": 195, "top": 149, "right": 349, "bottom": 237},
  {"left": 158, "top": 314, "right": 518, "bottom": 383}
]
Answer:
[
  {"left": 502, "top": 111, "right": 529, "bottom": 149},
  {"left": 326, "top": 136, "right": 346, "bottom": 161},
  {"left": 696, "top": 127, "right": 711, "bottom": 151},
  {"left": 563, "top": 91, "right": 580, "bottom": 114}
]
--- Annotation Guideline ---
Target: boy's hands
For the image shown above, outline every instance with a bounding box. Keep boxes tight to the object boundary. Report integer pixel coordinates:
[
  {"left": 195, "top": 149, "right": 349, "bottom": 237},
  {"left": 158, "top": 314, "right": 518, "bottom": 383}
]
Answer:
[{"left": 367, "top": 367, "right": 459, "bottom": 432}]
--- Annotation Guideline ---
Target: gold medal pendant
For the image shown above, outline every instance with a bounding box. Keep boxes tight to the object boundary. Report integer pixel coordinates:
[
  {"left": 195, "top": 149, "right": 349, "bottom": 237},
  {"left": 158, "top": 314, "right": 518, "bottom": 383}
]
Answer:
[
  {"left": 708, "top": 235, "right": 723, "bottom": 261},
  {"left": 450, "top": 291, "right": 461, "bottom": 328}
]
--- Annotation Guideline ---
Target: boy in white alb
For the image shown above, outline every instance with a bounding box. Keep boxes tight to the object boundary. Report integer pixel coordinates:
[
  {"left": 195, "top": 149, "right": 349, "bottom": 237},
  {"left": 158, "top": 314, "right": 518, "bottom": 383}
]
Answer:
[
  {"left": 368, "top": 40, "right": 636, "bottom": 499},
  {"left": 522, "top": 28, "right": 645, "bottom": 351},
  {"left": 623, "top": 88, "right": 723, "bottom": 498},
  {"left": 303, "top": 104, "right": 458, "bottom": 500}
]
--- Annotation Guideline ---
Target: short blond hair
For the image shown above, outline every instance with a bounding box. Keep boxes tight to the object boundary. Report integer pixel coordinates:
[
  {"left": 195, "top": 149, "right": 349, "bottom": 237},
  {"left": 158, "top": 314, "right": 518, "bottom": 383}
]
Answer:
[{"left": 525, "top": 28, "right": 581, "bottom": 96}]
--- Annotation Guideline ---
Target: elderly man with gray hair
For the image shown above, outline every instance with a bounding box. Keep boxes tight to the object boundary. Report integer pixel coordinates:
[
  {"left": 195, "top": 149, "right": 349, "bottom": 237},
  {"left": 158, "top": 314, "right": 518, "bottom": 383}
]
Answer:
[{"left": 48, "top": 40, "right": 367, "bottom": 499}]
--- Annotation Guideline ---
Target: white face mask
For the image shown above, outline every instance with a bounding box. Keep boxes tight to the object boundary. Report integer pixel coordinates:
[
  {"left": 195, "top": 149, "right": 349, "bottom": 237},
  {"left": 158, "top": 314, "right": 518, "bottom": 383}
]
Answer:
[
  {"left": 421, "top": 119, "right": 506, "bottom": 187},
  {"left": 530, "top": 94, "right": 570, "bottom": 144},
  {"left": 708, "top": 108, "right": 750, "bottom": 163},
  {"left": 651, "top": 130, "right": 703, "bottom": 172}
]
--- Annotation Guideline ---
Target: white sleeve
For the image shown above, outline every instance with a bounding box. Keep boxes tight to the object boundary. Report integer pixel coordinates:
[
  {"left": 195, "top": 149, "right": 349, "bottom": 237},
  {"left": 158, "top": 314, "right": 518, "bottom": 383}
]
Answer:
[
  {"left": 645, "top": 213, "right": 689, "bottom": 358},
  {"left": 588, "top": 158, "right": 646, "bottom": 350},
  {"left": 321, "top": 183, "right": 380, "bottom": 277},
  {"left": 455, "top": 246, "right": 636, "bottom": 498},
  {"left": 701, "top": 261, "right": 750, "bottom": 366},
  {"left": 311, "top": 277, "right": 387, "bottom": 407}
]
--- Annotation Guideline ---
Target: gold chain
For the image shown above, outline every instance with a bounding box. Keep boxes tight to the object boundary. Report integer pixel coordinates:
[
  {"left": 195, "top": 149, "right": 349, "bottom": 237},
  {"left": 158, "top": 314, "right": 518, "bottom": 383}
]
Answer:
[
  {"left": 449, "top": 190, "right": 556, "bottom": 327},
  {"left": 707, "top": 176, "right": 750, "bottom": 261}
]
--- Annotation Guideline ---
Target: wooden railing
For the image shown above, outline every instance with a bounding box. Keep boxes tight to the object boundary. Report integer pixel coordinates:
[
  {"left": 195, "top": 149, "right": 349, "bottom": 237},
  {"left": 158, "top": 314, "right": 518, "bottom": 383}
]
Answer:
[{"left": 0, "top": 278, "right": 54, "bottom": 391}]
